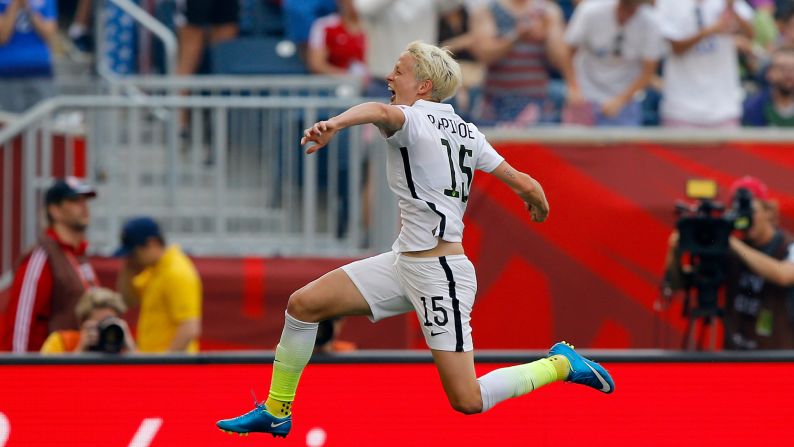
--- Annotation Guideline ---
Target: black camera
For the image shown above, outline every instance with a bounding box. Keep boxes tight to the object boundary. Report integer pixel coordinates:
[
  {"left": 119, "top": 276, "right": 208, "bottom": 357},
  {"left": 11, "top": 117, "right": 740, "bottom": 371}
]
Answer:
[
  {"left": 673, "top": 179, "right": 755, "bottom": 317},
  {"left": 676, "top": 180, "right": 754, "bottom": 256},
  {"left": 88, "top": 317, "right": 126, "bottom": 354}
]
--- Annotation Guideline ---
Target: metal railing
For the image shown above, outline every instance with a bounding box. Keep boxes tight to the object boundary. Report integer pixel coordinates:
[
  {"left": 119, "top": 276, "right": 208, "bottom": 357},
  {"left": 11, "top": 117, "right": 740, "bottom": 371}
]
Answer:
[
  {"left": 0, "top": 96, "right": 400, "bottom": 282},
  {"left": 107, "top": 75, "right": 365, "bottom": 98},
  {"left": 4, "top": 91, "right": 794, "bottom": 287},
  {"left": 0, "top": 73, "right": 373, "bottom": 283}
]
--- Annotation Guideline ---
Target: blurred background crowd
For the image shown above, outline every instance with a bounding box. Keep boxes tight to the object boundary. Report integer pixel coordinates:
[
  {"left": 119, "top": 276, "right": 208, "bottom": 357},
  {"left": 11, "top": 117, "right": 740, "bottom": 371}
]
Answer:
[{"left": 3, "top": 0, "right": 794, "bottom": 127}]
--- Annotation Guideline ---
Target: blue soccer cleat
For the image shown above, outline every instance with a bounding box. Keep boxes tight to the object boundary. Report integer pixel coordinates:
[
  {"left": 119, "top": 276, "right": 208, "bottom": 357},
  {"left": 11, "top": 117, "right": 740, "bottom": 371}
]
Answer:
[
  {"left": 216, "top": 403, "right": 292, "bottom": 438},
  {"left": 548, "top": 341, "right": 615, "bottom": 394}
]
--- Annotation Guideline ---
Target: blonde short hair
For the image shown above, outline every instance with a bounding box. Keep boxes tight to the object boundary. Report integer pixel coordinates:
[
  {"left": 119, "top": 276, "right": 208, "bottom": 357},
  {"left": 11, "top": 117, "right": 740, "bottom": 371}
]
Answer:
[
  {"left": 75, "top": 287, "right": 127, "bottom": 322},
  {"left": 405, "top": 41, "right": 462, "bottom": 102}
]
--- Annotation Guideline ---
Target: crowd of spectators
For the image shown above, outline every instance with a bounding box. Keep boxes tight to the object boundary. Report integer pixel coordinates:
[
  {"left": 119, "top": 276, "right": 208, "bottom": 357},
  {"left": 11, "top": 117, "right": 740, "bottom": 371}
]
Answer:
[
  {"left": 4, "top": 0, "right": 794, "bottom": 127},
  {"left": 276, "top": 0, "right": 794, "bottom": 128}
]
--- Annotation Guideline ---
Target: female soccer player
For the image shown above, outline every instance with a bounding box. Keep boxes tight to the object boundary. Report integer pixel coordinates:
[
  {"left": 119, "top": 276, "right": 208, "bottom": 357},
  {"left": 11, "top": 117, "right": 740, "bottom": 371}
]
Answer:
[{"left": 217, "top": 41, "right": 614, "bottom": 438}]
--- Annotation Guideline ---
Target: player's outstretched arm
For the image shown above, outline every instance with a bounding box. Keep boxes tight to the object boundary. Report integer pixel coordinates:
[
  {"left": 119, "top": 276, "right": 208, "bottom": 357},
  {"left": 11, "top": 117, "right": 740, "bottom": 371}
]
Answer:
[
  {"left": 490, "top": 161, "right": 549, "bottom": 223},
  {"left": 301, "top": 102, "right": 406, "bottom": 153}
]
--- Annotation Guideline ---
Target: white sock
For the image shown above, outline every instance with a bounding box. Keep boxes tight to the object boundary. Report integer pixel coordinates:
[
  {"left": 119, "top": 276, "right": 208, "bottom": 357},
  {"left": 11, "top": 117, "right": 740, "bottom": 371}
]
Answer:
[
  {"left": 477, "top": 359, "right": 559, "bottom": 412},
  {"left": 267, "top": 311, "right": 318, "bottom": 402}
]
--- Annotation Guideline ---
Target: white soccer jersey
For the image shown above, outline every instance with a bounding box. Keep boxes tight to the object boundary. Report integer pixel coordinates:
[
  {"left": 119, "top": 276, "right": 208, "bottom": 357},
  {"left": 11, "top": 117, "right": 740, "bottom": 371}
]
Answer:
[{"left": 384, "top": 100, "right": 505, "bottom": 252}]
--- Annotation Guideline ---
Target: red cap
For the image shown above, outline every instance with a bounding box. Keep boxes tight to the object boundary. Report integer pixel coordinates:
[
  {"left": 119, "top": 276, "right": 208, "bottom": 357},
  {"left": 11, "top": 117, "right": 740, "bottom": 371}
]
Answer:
[{"left": 729, "top": 176, "right": 770, "bottom": 201}]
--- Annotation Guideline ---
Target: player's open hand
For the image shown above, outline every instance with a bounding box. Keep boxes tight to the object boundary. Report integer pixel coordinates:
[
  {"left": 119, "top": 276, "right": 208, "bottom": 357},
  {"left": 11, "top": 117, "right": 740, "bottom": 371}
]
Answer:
[{"left": 301, "top": 120, "right": 338, "bottom": 154}]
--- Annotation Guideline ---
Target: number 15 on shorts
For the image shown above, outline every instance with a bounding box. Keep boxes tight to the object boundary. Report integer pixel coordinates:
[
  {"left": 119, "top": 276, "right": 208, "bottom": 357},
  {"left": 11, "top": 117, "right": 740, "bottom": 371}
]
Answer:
[{"left": 420, "top": 296, "right": 448, "bottom": 334}]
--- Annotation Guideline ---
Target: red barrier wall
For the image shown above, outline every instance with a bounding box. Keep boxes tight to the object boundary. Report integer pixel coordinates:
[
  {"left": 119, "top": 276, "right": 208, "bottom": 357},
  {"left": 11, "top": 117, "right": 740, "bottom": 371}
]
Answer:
[
  {"left": 0, "top": 362, "right": 792, "bottom": 446},
  {"left": 89, "top": 257, "right": 415, "bottom": 350},
  {"left": 4, "top": 141, "right": 794, "bottom": 350},
  {"left": 463, "top": 141, "right": 794, "bottom": 349}
]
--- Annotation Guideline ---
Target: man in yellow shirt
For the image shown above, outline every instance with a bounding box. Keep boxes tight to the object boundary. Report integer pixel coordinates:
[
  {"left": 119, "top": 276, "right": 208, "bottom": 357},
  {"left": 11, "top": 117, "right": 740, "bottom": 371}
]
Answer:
[{"left": 115, "top": 217, "right": 202, "bottom": 353}]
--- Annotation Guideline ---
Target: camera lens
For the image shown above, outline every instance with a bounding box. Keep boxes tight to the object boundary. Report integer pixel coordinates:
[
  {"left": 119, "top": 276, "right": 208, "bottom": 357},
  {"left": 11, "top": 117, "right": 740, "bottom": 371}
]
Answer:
[{"left": 96, "top": 317, "right": 125, "bottom": 354}]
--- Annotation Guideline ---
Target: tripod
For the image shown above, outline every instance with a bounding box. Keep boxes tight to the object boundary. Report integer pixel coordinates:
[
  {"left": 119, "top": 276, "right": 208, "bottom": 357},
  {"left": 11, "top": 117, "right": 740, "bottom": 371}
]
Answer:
[{"left": 681, "top": 275, "right": 724, "bottom": 351}]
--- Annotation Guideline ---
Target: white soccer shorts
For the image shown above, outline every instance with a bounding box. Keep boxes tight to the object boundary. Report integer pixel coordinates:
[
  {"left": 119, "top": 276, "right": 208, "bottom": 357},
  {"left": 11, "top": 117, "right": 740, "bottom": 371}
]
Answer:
[{"left": 341, "top": 251, "right": 476, "bottom": 352}]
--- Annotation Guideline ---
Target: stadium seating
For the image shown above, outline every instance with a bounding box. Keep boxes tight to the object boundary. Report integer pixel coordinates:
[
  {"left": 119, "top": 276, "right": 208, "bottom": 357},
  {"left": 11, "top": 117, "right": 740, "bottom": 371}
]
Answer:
[{"left": 210, "top": 37, "right": 307, "bottom": 75}]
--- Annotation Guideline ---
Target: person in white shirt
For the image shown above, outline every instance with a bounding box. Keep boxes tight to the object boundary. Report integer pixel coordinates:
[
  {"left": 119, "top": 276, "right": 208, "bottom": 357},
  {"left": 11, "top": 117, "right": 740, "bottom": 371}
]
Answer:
[
  {"left": 217, "top": 41, "right": 614, "bottom": 439},
  {"left": 354, "top": 0, "right": 453, "bottom": 97},
  {"left": 562, "top": 0, "right": 666, "bottom": 126},
  {"left": 656, "top": 0, "right": 754, "bottom": 128}
]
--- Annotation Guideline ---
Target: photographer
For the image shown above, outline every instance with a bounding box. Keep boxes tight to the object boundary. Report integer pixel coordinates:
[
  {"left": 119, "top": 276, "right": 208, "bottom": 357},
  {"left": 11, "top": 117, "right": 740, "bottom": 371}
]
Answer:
[
  {"left": 40, "top": 287, "right": 135, "bottom": 354},
  {"left": 665, "top": 176, "right": 794, "bottom": 349}
]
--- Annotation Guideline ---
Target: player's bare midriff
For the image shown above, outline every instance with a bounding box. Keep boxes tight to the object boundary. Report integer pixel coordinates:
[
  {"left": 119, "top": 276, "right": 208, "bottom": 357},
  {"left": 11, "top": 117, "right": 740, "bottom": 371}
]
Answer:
[{"left": 402, "top": 239, "right": 464, "bottom": 258}]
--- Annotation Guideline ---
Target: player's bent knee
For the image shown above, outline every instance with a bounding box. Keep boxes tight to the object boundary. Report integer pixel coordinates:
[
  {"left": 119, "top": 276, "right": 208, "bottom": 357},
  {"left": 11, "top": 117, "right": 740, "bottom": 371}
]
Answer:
[
  {"left": 286, "top": 288, "right": 326, "bottom": 323},
  {"left": 448, "top": 397, "right": 483, "bottom": 415}
]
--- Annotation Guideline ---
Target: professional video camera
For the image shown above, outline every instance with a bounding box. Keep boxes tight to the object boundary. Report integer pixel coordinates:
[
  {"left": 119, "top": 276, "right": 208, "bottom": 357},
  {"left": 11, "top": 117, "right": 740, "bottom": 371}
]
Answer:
[
  {"left": 668, "top": 179, "right": 754, "bottom": 349},
  {"left": 676, "top": 179, "right": 753, "bottom": 257}
]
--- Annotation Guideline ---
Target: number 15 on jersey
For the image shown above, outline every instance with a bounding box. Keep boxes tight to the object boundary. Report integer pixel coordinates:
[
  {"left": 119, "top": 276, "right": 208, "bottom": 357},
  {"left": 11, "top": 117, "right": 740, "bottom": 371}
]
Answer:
[{"left": 440, "top": 138, "right": 472, "bottom": 202}]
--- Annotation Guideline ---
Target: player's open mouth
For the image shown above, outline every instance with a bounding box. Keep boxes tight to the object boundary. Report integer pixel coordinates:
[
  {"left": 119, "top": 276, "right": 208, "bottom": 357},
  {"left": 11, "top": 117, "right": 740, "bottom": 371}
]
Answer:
[{"left": 388, "top": 86, "right": 395, "bottom": 103}]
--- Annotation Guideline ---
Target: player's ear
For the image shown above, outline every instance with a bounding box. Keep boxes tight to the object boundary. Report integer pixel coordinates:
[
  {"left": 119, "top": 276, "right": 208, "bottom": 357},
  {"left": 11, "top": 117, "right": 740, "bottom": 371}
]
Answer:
[{"left": 418, "top": 79, "right": 433, "bottom": 97}]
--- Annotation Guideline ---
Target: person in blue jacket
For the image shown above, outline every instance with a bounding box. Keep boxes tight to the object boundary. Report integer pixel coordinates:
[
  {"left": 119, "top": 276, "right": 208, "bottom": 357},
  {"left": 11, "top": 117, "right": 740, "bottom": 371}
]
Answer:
[{"left": 0, "top": 0, "right": 57, "bottom": 113}]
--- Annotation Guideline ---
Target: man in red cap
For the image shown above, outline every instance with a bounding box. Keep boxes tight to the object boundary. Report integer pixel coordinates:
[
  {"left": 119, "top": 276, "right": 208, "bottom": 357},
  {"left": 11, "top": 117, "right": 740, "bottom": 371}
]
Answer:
[
  {"left": 664, "top": 175, "right": 794, "bottom": 349},
  {"left": 0, "top": 177, "right": 99, "bottom": 352},
  {"left": 725, "top": 176, "right": 794, "bottom": 349}
]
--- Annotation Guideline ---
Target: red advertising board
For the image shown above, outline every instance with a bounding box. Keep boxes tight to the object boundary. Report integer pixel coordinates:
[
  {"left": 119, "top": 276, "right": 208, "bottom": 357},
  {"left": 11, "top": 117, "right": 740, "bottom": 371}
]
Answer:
[
  {"left": 0, "top": 361, "right": 792, "bottom": 446},
  {"left": 73, "top": 141, "right": 788, "bottom": 351},
  {"left": 4, "top": 141, "right": 794, "bottom": 352}
]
